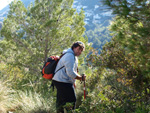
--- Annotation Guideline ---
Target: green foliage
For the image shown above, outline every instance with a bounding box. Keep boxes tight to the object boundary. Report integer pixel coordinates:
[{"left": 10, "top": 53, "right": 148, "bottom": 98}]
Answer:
[
  {"left": 87, "top": 37, "right": 150, "bottom": 111},
  {"left": 0, "top": 0, "right": 87, "bottom": 78},
  {"left": 102, "top": 0, "right": 150, "bottom": 79},
  {"left": 1, "top": 0, "right": 150, "bottom": 112},
  {"left": 76, "top": 61, "right": 150, "bottom": 112},
  {"left": 0, "top": 0, "right": 91, "bottom": 112},
  {"left": 0, "top": 62, "right": 56, "bottom": 112},
  {"left": 86, "top": 1, "right": 150, "bottom": 110},
  {"left": 85, "top": 23, "right": 111, "bottom": 52}
]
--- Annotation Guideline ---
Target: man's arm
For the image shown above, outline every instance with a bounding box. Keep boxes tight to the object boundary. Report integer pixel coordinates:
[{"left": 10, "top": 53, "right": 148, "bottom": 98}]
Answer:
[
  {"left": 75, "top": 75, "right": 86, "bottom": 81},
  {"left": 63, "top": 53, "right": 86, "bottom": 81}
]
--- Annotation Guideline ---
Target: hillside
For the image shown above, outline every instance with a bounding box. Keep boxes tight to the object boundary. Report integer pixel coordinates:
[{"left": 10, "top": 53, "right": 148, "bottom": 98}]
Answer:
[
  {"left": 0, "top": 0, "right": 113, "bottom": 30},
  {"left": 0, "top": 0, "right": 149, "bottom": 113},
  {"left": 74, "top": 0, "right": 112, "bottom": 29},
  {"left": 0, "top": 0, "right": 113, "bottom": 50}
]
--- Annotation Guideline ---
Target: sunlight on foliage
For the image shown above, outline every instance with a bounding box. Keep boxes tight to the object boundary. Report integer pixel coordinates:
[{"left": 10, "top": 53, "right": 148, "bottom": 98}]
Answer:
[
  {"left": 0, "top": 80, "right": 56, "bottom": 113},
  {"left": 15, "top": 91, "right": 55, "bottom": 113},
  {"left": 0, "top": 81, "right": 17, "bottom": 113}
]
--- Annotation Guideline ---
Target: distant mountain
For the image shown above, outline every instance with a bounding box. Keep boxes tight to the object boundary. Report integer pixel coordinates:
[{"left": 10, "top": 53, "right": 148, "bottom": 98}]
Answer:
[
  {"left": 0, "top": 0, "right": 113, "bottom": 29},
  {"left": 0, "top": 0, "right": 113, "bottom": 49},
  {"left": 74, "top": 0, "right": 113, "bottom": 30}
]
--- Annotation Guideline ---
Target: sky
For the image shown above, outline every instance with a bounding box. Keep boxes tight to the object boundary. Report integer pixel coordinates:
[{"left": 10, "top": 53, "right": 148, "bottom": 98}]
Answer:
[{"left": 0, "top": 0, "right": 14, "bottom": 10}]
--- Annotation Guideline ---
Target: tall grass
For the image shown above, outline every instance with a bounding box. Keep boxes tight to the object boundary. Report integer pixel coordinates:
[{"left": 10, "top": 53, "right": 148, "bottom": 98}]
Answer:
[
  {"left": 0, "top": 81, "right": 17, "bottom": 113},
  {"left": 0, "top": 80, "right": 56, "bottom": 113},
  {"left": 0, "top": 62, "right": 84, "bottom": 113},
  {"left": 15, "top": 91, "right": 56, "bottom": 113}
]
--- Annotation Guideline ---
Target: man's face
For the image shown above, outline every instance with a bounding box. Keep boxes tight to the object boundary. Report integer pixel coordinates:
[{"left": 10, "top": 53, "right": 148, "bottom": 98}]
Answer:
[{"left": 73, "top": 46, "right": 83, "bottom": 56}]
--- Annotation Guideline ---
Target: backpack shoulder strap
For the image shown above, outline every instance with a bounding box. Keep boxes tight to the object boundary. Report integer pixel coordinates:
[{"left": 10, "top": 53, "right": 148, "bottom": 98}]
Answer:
[{"left": 54, "top": 52, "right": 75, "bottom": 74}]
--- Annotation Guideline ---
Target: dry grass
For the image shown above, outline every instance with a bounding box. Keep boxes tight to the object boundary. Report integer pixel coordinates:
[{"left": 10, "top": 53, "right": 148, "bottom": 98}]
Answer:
[
  {"left": 0, "top": 81, "right": 17, "bottom": 113},
  {"left": 15, "top": 91, "right": 55, "bottom": 113},
  {"left": 0, "top": 80, "right": 55, "bottom": 113}
]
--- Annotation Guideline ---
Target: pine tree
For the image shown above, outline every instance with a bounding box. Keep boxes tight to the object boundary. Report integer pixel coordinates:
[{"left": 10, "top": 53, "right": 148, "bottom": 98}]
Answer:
[
  {"left": 96, "top": 0, "right": 150, "bottom": 109},
  {"left": 102, "top": 0, "right": 150, "bottom": 82},
  {"left": 0, "top": 0, "right": 87, "bottom": 77}
]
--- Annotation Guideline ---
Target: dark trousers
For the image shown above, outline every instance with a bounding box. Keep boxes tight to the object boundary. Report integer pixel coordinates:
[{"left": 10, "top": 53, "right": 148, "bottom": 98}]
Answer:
[{"left": 52, "top": 80, "right": 76, "bottom": 113}]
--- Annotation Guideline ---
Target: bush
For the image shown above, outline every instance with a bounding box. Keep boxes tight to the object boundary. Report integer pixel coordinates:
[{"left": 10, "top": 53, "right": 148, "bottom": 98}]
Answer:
[{"left": 76, "top": 68, "right": 150, "bottom": 113}]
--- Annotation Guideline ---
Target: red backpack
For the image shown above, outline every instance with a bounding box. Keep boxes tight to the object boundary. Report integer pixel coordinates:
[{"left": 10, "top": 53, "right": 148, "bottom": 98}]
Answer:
[{"left": 41, "top": 54, "right": 65, "bottom": 80}]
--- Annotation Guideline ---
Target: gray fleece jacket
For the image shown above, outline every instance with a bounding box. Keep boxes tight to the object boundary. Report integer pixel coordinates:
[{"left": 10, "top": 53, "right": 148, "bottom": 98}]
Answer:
[{"left": 52, "top": 48, "right": 78, "bottom": 84}]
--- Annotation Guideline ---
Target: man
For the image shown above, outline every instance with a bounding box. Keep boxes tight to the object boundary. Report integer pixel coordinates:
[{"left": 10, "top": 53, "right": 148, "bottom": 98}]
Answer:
[{"left": 52, "top": 41, "right": 86, "bottom": 113}]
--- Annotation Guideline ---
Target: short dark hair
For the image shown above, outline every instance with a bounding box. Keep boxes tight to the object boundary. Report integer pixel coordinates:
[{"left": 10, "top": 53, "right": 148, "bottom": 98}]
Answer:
[{"left": 71, "top": 41, "right": 85, "bottom": 50}]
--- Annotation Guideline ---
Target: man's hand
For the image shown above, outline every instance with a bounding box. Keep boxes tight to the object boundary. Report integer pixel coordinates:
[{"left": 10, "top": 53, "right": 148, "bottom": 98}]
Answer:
[
  {"left": 81, "top": 74, "right": 86, "bottom": 81},
  {"left": 75, "top": 74, "right": 86, "bottom": 81}
]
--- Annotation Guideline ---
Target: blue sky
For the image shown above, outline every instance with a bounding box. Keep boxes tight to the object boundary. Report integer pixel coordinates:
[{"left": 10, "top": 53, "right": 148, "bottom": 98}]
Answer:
[{"left": 0, "top": 0, "right": 14, "bottom": 10}]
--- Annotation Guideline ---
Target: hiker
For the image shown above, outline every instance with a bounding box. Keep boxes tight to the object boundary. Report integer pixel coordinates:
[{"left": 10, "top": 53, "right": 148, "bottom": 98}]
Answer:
[{"left": 52, "top": 41, "right": 86, "bottom": 113}]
